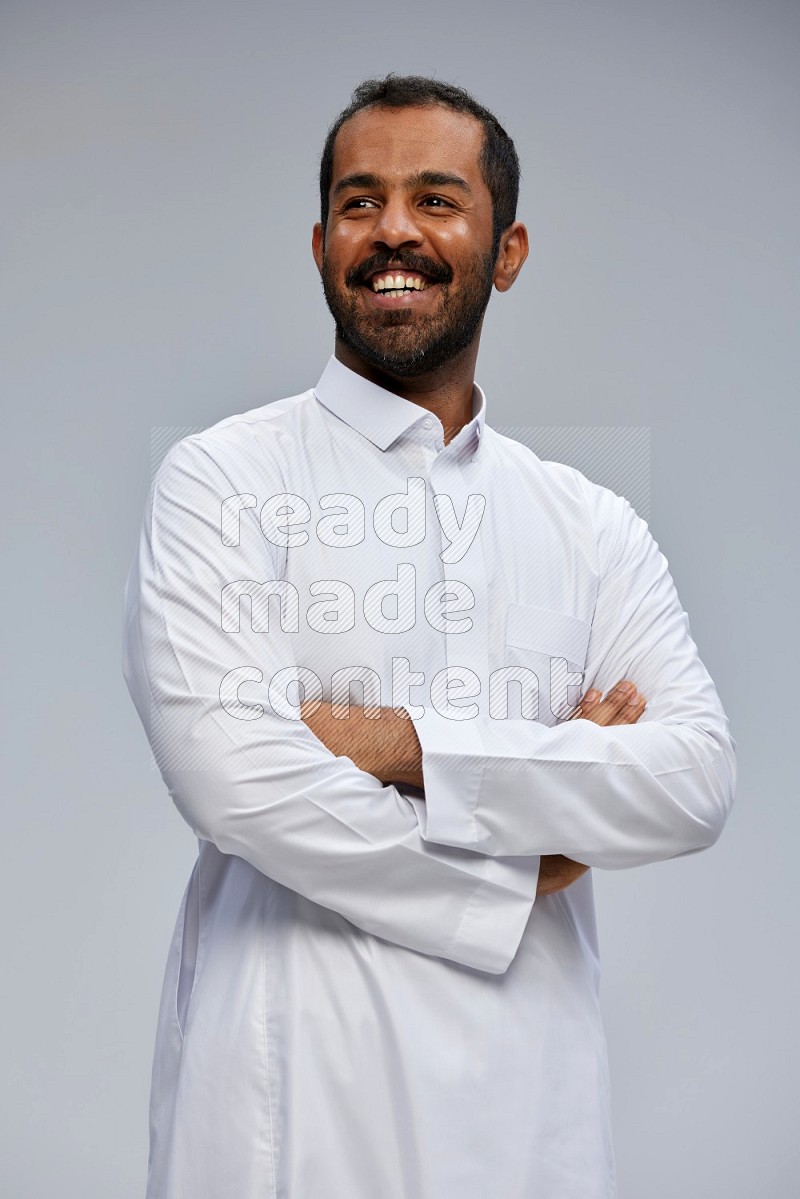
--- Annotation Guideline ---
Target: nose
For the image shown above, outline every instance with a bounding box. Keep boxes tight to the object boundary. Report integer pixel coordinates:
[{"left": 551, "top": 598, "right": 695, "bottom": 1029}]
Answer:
[{"left": 370, "top": 194, "right": 423, "bottom": 251}]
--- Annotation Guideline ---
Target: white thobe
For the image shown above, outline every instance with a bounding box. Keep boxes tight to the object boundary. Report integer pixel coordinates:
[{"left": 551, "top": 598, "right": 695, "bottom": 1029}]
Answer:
[{"left": 122, "top": 354, "right": 736, "bottom": 1198}]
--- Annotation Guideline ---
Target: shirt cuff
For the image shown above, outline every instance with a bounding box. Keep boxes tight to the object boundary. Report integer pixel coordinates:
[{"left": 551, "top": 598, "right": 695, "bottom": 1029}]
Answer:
[
  {"left": 399, "top": 702, "right": 486, "bottom": 850},
  {"left": 407, "top": 781, "right": 541, "bottom": 973},
  {"left": 449, "top": 854, "right": 541, "bottom": 974}
]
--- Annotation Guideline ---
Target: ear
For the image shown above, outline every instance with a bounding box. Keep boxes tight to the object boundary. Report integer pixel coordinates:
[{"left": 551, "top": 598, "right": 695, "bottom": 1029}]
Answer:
[
  {"left": 312, "top": 222, "right": 324, "bottom": 275},
  {"left": 493, "top": 221, "right": 529, "bottom": 293}
]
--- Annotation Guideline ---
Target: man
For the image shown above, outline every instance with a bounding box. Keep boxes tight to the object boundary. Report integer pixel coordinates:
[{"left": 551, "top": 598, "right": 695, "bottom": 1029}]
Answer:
[{"left": 122, "top": 75, "right": 736, "bottom": 1198}]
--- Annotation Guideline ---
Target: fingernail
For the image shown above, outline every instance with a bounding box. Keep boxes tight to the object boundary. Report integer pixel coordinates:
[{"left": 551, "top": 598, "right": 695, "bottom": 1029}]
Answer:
[
  {"left": 627, "top": 694, "right": 640, "bottom": 706},
  {"left": 586, "top": 690, "right": 600, "bottom": 701},
  {"left": 619, "top": 681, "right": 635, "bottom": 694}
]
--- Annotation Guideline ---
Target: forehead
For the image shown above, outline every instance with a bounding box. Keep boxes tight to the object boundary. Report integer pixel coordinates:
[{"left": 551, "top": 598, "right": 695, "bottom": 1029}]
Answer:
[{"left": 331, "top": 104, "right": 487, "bottom": 187}]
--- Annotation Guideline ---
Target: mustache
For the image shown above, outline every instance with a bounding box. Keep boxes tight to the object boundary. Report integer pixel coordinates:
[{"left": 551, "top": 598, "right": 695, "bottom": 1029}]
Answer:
[{"left": 346, "top": 252, "right": 452, "bottom": 288}]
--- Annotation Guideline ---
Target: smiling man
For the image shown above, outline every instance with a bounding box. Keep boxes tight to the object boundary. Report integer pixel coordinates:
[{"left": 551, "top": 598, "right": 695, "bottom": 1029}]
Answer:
[
  {"left": 122, "top": 75, "right": 736, "bottom": 1198},
  {"left": 315, "top": 104, "right": 508, "bottom": 381}
]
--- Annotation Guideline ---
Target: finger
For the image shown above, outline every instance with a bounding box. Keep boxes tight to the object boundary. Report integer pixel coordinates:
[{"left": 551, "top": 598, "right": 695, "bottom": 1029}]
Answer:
[
  {"left": 580, "top": 680, "right": 641, "bottom": 726},
  {"left": 617, "top": 693, "right": 646, "bottom": 723},
  {"left": 567, "top": 689, "right": 601, "bottom": 720},
  {"left": 586, "top": 680, "right": 634, "bottom": 725},
  {"left": 601, "top": 685, "right": 647, "bottom": 726}
]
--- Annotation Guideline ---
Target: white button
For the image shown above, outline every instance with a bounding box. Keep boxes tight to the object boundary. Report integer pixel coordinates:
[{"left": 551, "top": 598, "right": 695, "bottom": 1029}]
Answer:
[{"left": 422, "top": 419, "right": 433, "bottom": 430}]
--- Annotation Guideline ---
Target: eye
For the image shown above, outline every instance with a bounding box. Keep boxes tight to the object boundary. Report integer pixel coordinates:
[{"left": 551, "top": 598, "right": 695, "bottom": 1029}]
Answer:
[
  {"left": 343, "top": 197, "right": 378, "bottom": 210},
  {"left": 420, "top": 195, "right": 453, "bottom": 208}
]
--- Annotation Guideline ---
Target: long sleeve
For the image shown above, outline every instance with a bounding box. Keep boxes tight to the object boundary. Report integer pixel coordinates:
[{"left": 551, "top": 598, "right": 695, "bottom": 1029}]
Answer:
[
  {"left": 122, "top": 434, "right": 540, "bottom": 974},
  {"left": 406, "top": 484, "right": 737, "bottom": 869}
]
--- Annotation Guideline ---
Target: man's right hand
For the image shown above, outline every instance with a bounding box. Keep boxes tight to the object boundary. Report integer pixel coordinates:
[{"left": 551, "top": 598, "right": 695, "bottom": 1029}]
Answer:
[{"left": 535, "top": 679, "right": 646, "bottom": 897}]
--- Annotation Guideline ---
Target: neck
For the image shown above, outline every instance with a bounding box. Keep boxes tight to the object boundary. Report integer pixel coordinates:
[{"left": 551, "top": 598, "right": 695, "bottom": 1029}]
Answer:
[{"left": 334, "top": 337, "right": 479, "bottom": 446}]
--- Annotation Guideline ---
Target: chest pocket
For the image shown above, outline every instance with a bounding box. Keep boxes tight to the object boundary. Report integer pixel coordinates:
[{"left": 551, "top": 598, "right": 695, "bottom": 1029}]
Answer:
[{"left": 501, "top": 602, "right": 592, "bottom": 726}]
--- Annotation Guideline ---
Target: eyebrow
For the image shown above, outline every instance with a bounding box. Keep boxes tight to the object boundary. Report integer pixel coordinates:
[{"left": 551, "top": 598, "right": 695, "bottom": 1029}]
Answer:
[{"left": 332, "top": 170, "right": 473, "bottom": 200}]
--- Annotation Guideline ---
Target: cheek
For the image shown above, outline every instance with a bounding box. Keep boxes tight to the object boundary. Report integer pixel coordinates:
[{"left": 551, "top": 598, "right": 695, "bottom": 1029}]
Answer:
[
  {"left": 426, "top": 221, "right": 479, "bottom": 261},
  {"left": 326, "top": 224, "right": 366, "bottom": 265}
]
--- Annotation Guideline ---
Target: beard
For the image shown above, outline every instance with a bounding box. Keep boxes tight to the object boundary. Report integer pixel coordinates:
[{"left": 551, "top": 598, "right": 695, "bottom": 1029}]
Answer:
[{"left": 320, "top": 246, "right": 497, "bottom": 378}]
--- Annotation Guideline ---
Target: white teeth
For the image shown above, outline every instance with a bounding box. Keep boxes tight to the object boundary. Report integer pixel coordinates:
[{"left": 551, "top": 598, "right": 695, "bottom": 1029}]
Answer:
[{"left": 371, "top": 273, "right": 428, "bottom": 293}]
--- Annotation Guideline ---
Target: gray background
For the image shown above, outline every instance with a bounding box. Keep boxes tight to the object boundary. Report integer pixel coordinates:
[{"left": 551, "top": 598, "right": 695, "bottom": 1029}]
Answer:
[{"left": 2, "top": 0, "right": 797, "bottom": 1194}]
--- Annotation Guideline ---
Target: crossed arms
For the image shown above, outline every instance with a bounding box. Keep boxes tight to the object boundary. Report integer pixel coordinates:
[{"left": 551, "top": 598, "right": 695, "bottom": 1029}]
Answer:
[
  {"left": 122, "top": 436, "right": 736, "bottom": 975},
  {"left": 299, "top": 679, "right": 650, "bottom": 897}
]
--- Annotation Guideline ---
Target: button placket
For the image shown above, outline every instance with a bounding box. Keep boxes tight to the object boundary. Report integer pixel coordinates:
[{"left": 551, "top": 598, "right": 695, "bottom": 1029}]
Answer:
[{"left": 429, "top": 454, "right": 490, "bottom": 710}]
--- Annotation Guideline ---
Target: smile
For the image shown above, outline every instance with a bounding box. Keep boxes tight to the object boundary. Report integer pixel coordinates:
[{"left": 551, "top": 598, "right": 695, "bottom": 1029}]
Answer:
[
  {"left": 360, "top": 270, "right": 441, "bottom": 308},
  {"left": 370, "top": 272, "right": 430, "bottom": 295}
]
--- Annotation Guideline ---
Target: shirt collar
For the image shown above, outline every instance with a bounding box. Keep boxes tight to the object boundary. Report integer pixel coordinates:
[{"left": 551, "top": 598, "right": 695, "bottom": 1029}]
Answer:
[{"left": 313, "top": 354, "right": 486, "bottom": 454}]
